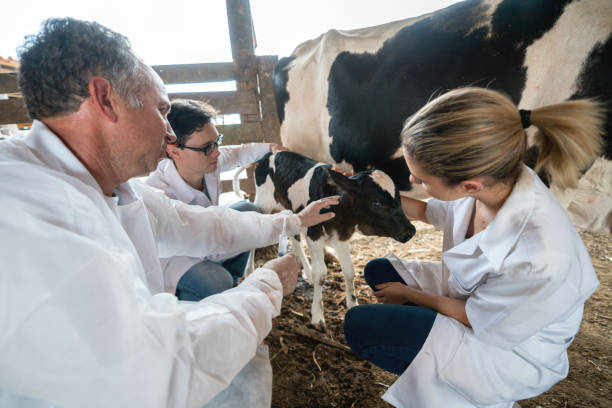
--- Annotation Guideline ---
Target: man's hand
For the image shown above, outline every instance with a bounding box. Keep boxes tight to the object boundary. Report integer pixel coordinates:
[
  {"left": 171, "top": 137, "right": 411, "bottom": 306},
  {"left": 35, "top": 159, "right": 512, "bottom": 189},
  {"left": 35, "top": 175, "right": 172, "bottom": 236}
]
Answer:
[
  {"left": 270, "top": 144, "right": 290, "bottom": 154},
  {"left": 374, "top": 282, "right": 410, "bottom": 304},
  {"left": 262, "top": 254, "right": 300, "bottom": 296},
  {"left": 297, "top": 196, "right": 341, "bottom": 227}
]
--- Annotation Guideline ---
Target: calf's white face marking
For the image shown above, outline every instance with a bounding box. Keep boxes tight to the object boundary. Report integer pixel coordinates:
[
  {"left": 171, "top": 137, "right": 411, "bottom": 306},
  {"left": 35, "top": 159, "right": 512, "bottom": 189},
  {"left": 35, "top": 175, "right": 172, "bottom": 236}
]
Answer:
[{"left": 370, "top": 170, "right": 396, "bottom": 197}]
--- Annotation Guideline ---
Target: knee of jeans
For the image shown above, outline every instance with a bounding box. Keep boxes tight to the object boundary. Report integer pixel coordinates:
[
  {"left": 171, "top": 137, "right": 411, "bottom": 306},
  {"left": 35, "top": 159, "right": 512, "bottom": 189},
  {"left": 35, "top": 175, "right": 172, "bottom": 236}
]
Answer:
[
  {"left": 343, "top": 306, "right": 367, "bottom": 349},
  {"left": 230, "top": 200, "right": 261, "bottom": 213},
  {"left": 363, "top": 258, "right": 392, "bottom": 288},
  {"left": 209, "top": 272, "right": 234, "bottom": 293},
  {"left": 180, "top": 262, "right": 234, "bottom": 297}
]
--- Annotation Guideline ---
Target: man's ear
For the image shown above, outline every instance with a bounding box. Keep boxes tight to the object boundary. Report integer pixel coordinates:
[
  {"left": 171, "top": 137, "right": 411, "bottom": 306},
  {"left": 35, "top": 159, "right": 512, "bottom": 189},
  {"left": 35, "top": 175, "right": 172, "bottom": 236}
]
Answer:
[
  {"left": 459, "top": 179, "right": 483, "bottom": 195},
  {"left": 88, "top": 76, "right": 119, "bottom": 122},
  {"left": 326, "top": 167, "right": 359, "bottom": 193}
]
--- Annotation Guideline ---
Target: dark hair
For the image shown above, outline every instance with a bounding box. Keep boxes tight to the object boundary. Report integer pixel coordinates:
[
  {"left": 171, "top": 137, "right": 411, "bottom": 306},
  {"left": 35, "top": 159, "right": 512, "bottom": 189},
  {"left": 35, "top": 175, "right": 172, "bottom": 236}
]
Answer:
[
  {"left": 168, "top": 99, "right": 218, "bottom": 145},
  {"left": 17, "top": 17, "right": 150, "bottom": 120}
]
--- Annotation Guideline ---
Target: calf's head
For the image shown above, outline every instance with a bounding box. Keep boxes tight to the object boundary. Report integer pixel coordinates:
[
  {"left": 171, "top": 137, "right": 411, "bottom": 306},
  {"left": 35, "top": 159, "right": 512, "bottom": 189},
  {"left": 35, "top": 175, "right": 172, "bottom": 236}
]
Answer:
[{"left": 327, "top": 168, "right": 416, "bottom": 243}]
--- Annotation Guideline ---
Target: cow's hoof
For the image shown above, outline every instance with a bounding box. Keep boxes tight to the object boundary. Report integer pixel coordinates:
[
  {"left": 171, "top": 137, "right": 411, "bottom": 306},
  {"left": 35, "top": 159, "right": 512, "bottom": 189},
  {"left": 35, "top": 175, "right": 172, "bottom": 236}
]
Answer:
[
  {"left": 309, "top": 320, "right": 327, "bottom": 333},
  {"left": 346, "top": 296, "right": 359, "bottom": 309},
  {"left": 346, "top": 301, "right": 358, "bottom": 309}
]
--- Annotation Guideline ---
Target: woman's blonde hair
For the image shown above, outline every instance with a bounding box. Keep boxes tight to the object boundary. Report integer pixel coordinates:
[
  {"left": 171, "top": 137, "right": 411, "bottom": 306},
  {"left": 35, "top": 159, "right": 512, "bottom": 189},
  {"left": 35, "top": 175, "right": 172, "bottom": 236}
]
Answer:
[{"left": 401, "top": 87, "right": 605, "bottom": 189}]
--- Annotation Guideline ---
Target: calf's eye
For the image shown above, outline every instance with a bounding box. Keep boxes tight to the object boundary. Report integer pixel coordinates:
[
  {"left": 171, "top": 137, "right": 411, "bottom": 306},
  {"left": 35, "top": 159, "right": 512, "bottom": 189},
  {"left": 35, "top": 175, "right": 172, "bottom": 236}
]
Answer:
[{"left": 371, "top": 201, "right": 383, "bottom": 209}]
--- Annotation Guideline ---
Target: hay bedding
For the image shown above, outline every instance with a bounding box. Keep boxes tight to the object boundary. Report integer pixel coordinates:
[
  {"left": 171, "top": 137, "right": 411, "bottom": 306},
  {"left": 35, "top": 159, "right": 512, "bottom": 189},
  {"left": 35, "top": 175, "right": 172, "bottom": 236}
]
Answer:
[{"left": 250, "top": 222, "right": 612, "bottom": 408}]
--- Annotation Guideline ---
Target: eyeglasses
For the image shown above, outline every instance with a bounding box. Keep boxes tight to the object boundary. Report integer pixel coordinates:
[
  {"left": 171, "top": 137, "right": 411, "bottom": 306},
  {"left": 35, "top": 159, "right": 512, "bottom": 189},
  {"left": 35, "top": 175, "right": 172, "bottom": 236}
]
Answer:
[{"left": 177, "top": 134, "right": 223, "bottom": 156}]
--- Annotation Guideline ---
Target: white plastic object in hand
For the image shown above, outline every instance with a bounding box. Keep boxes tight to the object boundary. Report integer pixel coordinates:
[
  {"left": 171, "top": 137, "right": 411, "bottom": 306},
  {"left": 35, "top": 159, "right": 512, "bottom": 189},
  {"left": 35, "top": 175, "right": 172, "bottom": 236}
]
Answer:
[
  {"left": 278, "top": 216, "right": 289, "bottom": 257},
  {"left": 278, "top": 233, "right": 289, "bottom": 257}
]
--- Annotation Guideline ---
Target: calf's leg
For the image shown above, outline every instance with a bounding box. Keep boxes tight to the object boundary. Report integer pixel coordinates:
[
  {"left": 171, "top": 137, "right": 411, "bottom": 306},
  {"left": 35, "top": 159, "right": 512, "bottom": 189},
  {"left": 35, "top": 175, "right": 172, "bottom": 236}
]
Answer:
[
  {"left": 306, "top": 237, "right": 327, "bottom": 330},
  {"left": 291, "top": 233, "right": 312, "bottom": 282},
  {"left": 331, "top": 239, "right": 358, "bottom": 309}
]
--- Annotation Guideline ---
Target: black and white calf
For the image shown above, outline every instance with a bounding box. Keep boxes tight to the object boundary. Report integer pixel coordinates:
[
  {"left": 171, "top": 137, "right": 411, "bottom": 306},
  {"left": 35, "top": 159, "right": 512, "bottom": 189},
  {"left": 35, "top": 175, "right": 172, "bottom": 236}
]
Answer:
[{"left": 243, "top": 151, "right": 415, "bottom": 329}]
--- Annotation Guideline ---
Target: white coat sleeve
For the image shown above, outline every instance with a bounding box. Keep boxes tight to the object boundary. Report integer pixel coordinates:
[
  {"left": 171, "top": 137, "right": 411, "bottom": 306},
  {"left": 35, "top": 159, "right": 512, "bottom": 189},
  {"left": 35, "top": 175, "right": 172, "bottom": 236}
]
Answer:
[
  {"left": 425, "top": 198, "right": 449, "bottom": 230},
  {"left": 172, "top": 267, "right": 284, "bottom": 406},
  {"left": 133, "top": 180, "right": 302, "bottom": 259},
  {"left": 217, "top": 143, "right": 271, "bottom": 172},
  {"left": 0, "top": 174, "right": 285, "bottom": 407}
]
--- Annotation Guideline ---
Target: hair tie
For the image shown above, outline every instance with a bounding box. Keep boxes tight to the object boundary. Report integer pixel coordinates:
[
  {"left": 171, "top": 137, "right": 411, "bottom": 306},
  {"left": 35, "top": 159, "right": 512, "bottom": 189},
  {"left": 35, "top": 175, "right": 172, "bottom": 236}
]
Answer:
[{"left": 519, "top": 109, "right": 531, "bottom": 129}]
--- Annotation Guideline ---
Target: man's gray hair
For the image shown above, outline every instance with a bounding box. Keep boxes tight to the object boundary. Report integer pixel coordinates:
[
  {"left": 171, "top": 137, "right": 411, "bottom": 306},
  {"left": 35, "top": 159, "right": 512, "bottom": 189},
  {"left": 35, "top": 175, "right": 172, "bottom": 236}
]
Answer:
[{"left": 18, "top": 18, "right": 151, "bottom": 120}]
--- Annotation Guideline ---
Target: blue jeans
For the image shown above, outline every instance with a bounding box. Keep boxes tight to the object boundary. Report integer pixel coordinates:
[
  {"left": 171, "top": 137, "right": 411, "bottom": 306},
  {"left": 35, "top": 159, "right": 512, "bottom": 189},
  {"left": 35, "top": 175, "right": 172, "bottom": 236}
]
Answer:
[
  {"left": 175, "top": 200, "right": 261, "bottom": 301},
  {"left": 343, "top": 258, "right": 437, "bottom": 375}
]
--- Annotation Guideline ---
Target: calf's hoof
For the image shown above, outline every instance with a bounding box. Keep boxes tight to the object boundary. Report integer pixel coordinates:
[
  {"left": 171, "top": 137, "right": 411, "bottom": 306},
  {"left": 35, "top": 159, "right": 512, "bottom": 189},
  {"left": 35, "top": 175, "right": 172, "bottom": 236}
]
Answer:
[
  {"left": 346, "top": 298, "right": 359, "bottom": 309},
  {"left": 309, "top": 320, "right": 327, "bottom": 333}
]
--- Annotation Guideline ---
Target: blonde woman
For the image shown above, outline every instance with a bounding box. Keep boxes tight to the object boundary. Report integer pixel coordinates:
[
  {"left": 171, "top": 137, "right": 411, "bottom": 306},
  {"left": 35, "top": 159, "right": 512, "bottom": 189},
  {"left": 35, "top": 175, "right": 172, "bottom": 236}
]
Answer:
[{"left": 343, "top": 87, "right": 604, "bottom": 408}]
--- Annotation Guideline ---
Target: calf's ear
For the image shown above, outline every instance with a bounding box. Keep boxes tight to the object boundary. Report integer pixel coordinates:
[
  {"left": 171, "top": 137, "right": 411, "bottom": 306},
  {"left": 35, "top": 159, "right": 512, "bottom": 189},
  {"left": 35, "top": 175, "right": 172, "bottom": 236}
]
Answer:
[{"left": 326, "top": 167, "right": 359, "bottom": 193}]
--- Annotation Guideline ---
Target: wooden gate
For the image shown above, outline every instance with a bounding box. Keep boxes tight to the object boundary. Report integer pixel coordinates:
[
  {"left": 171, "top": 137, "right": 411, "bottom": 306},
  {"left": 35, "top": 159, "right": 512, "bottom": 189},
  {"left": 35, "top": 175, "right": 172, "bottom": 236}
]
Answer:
[{"left": 0, "top": 0, "right": 280, "bottom": 196}]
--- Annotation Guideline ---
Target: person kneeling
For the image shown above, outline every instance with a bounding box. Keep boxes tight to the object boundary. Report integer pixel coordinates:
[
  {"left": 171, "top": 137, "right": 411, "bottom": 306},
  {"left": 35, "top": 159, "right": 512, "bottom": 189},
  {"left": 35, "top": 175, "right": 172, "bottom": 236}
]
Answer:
[
  {"left": 344, "top": 87, "right": 602, "bottom": 408},
  {"left": 146, "top": 99, "right": 287, "bottom": 300}
]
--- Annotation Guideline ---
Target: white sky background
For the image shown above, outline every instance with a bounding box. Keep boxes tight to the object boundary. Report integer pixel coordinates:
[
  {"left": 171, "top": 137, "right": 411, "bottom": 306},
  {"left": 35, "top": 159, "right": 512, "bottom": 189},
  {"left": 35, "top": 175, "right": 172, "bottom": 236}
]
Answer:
[{"left": 2, "top": 0, "right": 461, "bottom": 64}]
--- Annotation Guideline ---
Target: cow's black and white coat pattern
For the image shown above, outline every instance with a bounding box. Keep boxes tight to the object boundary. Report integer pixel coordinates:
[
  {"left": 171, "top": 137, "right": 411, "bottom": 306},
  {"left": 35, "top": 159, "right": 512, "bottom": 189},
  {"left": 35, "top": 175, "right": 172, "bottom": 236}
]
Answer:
[
  {"left": 274, "top": 0, "right": 612, "bottom": 232},
  {"left": 247, "top": 151, "right": 415, "bottom": 329}
]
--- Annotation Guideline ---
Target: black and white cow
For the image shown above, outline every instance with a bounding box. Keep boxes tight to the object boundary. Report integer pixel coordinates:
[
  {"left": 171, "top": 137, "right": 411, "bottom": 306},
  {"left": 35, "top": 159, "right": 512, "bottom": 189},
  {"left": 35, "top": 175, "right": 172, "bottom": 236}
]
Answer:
[
  {"left": 274, "top": 0, "right": 612, "bottom": 232},
  {"left": 243, "top": 151, "right": 415, "bottom": 329}
]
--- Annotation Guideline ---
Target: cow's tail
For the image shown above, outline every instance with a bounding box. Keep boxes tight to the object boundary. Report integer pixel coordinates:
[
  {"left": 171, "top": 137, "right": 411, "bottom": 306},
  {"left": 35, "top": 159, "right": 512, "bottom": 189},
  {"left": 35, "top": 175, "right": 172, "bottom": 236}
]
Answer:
[{"left": 232, "top": 163, "right": 254, "bottom": 200}]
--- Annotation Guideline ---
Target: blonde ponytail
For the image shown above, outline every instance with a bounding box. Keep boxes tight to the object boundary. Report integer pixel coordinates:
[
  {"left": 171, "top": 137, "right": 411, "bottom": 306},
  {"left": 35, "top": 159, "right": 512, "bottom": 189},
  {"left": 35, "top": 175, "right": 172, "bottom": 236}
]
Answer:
[{"left": 531, "top": 100, "right": 605, "bottom": 189}]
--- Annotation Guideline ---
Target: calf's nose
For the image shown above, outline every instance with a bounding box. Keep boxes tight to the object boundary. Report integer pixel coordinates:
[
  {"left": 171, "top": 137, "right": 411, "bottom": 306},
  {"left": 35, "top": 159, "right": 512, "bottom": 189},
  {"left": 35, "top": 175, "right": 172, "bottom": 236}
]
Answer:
[{"left": 398, "top": 224, "right": 416, "bottom": 243}]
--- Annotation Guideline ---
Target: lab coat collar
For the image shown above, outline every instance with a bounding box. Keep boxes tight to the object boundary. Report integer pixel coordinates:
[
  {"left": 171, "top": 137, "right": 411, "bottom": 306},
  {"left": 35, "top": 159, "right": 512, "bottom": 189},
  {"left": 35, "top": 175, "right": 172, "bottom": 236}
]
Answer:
[
  {"left": 448, "top": 227, "right": 483, "bottom": 256},
  {"left": 479, "top": 165, "right": 535, "bottom": 272},
  {"left": 24, "top": 120, "right": 103, "bottom": 195},
  {"left": 158, "top": 159, "right": 199, "bottom": 204},
  {"left": 113, "top": 179, "right": 141, "bottom": 206},
  {"left": 204, "top": 170, "right": 220, "bottom": 205},
  {"left": 443, "top": 165, "right": 535, "bottom": 270},
  {"left": 451, "top": 197, "right": 477, "bottom": 253}
]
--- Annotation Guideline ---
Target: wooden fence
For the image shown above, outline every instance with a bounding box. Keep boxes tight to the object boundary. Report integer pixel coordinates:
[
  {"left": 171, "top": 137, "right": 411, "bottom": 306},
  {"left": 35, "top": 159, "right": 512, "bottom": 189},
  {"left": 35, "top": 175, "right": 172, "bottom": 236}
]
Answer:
[
  {"left": 0, "top": 0, "right": 280, "bottom": 196},
  {"left": 0, "top": 72, "right": 27, "bottom": 125}
]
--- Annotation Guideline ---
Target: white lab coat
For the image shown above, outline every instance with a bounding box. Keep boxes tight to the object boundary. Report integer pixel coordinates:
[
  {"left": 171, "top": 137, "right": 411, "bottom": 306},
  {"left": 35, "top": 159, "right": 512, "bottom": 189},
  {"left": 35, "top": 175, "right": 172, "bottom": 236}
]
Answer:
[
  {"left": 0, "top": 121, "right": 302, "bottom": 408},
  {"left": 146, "top": 144, "right": 270, "bottom": 293},
  {"left": 382, "top": 165, "right": 599, "bottom": 408}
]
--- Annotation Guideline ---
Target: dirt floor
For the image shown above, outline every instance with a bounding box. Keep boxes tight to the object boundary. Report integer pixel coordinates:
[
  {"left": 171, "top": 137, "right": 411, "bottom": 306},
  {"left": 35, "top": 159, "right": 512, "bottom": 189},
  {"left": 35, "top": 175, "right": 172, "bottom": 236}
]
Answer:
[{"left": 253, "top": 222, "right": 612, "bottom": 408}]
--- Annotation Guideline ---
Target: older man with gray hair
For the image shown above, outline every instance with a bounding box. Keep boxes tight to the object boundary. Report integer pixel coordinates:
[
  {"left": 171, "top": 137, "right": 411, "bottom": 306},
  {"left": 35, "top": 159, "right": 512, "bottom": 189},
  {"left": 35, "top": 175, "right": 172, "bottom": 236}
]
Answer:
[{"left": 0, "top": 17, "right": 338, "bottom": 408}]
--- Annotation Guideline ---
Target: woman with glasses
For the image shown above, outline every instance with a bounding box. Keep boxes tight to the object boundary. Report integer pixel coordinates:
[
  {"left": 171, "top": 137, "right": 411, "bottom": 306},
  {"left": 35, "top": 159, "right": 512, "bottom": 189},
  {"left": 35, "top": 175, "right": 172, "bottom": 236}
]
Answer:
[{"left": 146, "top": 99, "right": 287, "bottom": 301}]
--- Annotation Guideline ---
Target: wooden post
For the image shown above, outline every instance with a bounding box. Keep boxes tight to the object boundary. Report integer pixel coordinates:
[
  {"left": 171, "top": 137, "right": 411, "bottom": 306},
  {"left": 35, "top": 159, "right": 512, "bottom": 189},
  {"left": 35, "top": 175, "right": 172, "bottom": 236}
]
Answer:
[
  {"left": 226, "top": 0, "right": 261, "bottom": 198},
  {"left": 226, "top": 0, "right": 256, "bottom": 79},
  {"left": 226, "top": 0, "right": 260, "bottom": 135},
  {"left": 223, "top": 1, "right": 284, "bottom": 196},
  {"left": 0, "top": 72, "right": 30, "bottom": 125},
  {"left": 257, "top": 55, "right": 281, "bottom": 145}
]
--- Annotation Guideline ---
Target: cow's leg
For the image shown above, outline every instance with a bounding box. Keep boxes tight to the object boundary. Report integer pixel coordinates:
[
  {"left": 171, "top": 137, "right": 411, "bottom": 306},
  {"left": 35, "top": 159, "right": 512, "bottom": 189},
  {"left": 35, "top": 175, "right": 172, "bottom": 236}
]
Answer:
[
  {"left": 332, "top": 239, "right": 358, "bottom": 309},
  {"left": 306, "top": 237, "right": 327, "bottom": 331},
  {"left": 291, "top": 233, "right": 312, "bottom": 282}
]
